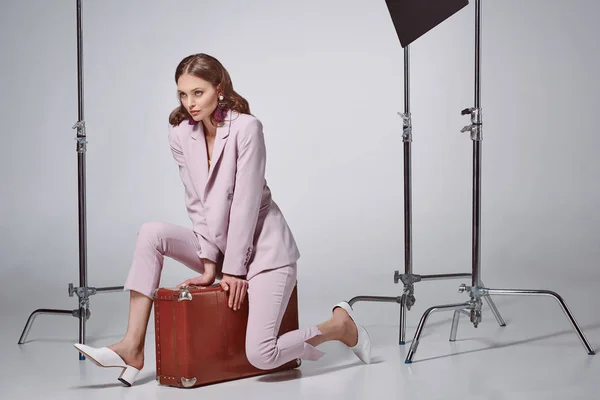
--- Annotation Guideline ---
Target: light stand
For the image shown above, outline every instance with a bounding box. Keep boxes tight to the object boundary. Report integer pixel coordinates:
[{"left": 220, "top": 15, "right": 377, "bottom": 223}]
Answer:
[
  {"left": 17, "top": 0, "right": 124, "bottom": 360},
  {"left": 404, "top": 0, "right": 595, "bottom": 363},
  {"left": 347, "top": 0, "right": 506, "bottom": 346}
]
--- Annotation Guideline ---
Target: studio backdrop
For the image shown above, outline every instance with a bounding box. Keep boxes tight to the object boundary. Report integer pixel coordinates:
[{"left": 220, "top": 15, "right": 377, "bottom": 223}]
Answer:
[{"left": 0, "top": 0, "right": 598, "bottom": 345}]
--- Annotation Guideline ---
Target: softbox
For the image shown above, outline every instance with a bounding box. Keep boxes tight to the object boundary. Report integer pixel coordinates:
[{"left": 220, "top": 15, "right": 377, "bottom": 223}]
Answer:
[{"left": 385, "top": 0, "right": 469, "bottom": 47}]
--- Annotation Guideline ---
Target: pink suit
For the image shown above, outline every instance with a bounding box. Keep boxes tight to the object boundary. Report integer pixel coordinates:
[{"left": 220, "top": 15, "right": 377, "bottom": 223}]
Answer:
[{"left": 123, "top": 110, "right": 324, "bottom": 369}]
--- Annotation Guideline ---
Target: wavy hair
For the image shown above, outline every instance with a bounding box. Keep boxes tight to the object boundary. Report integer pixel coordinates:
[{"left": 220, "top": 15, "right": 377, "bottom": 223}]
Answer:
[{"left": 168, "top": 53, "right": 250, "bottom": 126}]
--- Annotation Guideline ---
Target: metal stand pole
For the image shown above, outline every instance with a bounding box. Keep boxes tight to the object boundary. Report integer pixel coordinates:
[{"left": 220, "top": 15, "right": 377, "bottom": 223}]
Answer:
[
  {"left": 404, "top": 0, "right": 595, "bottom": 363},
  {"left": 348, "top": 44, "right": 505, "bottom": 345},
  {"left": 17, "top": 0, "right": 124, "bottom": 360}
]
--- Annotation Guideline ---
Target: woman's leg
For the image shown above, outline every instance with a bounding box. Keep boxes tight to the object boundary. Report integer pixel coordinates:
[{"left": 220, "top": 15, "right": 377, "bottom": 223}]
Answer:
[
  {"left": 245, "top": 264, "right": 358, "bottom": 370},
  {"left": 107, "top": 221, "right": 206, "bottom": 370}
]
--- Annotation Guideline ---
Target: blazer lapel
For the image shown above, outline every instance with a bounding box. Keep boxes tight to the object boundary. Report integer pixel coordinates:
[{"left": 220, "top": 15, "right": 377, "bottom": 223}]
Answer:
[
  {"left": 184, "top": 122, "right": 209, "bottom": 200},
  {"left": 204, "top": 111, "right": 232, "bottom": 196}
]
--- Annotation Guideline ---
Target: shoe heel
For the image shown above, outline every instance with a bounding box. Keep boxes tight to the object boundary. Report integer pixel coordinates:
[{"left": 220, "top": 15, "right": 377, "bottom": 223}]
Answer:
[{"left": 118, "top": 365, "right": 140, "bottom": 387}]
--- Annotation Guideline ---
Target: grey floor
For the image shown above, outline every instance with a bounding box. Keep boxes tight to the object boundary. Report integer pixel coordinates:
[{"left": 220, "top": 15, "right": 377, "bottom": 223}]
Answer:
[{"left": 2, "top": 280, "right": 600, "bottom": 400}]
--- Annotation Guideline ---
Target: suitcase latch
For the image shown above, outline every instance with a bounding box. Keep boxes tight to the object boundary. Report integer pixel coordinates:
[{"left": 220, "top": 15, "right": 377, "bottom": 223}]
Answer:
[{"left": 177, "top": 288, "right": 193, "bottom": 302}]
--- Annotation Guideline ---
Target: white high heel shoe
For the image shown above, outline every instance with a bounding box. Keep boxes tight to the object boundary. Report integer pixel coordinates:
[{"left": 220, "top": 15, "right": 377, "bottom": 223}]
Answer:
[
  {"left": 332, "top": 301, "right": 372, "bottom": 364},
  {"left": 73, "top": 343, "right": 141, "bottom": 387}
]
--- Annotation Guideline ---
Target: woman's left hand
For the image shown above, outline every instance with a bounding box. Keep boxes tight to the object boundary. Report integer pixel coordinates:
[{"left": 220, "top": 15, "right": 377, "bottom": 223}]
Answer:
[{"left": 220, "top": 274, "right": 248, "bottom": 311}]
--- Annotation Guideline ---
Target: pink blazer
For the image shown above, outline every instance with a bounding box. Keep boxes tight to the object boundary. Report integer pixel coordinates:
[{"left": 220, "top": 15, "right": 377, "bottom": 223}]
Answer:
[{"left": 168, "top": 110, "right": 300, "bottom": 279}]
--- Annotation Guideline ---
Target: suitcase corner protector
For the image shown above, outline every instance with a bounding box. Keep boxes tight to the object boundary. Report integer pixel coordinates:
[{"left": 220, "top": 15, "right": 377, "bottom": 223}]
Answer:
[{"left": 181, "top": 376, "right": 197, "bottom": 388}]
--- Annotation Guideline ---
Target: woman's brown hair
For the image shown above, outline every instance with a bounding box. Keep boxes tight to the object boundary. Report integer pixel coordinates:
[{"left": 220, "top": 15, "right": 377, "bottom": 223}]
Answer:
[{"left": 168, "top": 53, "right": 251, "bottom": 126}]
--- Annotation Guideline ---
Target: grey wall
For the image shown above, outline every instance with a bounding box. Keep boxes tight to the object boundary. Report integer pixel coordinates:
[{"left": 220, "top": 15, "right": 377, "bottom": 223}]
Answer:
[{"left": 1, "top": 0, "right": 598, "bottom": 332}]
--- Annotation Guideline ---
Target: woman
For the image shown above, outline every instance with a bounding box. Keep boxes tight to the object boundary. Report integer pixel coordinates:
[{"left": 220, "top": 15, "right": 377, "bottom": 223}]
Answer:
[{"left": 73, "top": 53, "right": 371, "bottom": 387}]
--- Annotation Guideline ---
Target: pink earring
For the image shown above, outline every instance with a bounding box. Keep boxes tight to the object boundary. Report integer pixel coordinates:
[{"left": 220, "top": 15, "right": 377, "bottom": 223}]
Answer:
[{"left": 214, "top": 94, "right": 228, "bottom": 122}]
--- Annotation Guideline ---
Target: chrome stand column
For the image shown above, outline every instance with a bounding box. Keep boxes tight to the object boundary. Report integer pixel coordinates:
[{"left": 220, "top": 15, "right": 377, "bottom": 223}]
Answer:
[{"left": 17, "top": 0, "right": 125, "bottom": 360}]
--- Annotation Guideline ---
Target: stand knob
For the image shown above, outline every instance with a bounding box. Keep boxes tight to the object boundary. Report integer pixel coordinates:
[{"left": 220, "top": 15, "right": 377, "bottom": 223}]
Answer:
[
  {"left": 406, "top": 294, "right": 416, "bottom": 309},
  {"left": 458, "top": 284, "right": 467, "bottom": 293},
  {"left": 471, "top": 309, "right": 481, "bottom": 328}
]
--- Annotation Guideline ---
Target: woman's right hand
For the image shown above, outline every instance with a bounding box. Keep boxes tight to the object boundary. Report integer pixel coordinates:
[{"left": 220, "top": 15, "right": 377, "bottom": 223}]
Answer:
[{"left": 177, "top": 259, "right": 217, "bottom": 288}]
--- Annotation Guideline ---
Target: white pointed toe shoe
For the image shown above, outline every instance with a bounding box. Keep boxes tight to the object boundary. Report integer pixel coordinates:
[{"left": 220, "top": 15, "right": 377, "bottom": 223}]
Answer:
[
  {"left": 73, "top": 343, "right": 140, "bottom": 387},
  {"left": 332, "top": 301, "right": 372, "bottom": 364}
]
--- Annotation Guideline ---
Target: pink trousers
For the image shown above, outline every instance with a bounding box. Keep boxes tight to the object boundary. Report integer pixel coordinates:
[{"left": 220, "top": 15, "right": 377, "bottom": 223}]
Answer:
[{"left": 123, "top": 221, "right": 325, "bottom": 370}]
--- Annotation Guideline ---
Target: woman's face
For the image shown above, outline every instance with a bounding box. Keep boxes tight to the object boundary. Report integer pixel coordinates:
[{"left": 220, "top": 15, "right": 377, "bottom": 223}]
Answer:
[{"left": 177, "top": 73, "right": 220, "bottom": 123}]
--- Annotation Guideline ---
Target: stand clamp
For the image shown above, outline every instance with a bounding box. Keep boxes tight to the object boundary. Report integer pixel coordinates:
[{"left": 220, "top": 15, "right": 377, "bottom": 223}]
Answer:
[
  {"left": 68, "top": 283, "right": 95, "bottom": 320},
  {"left": 394, "top": 271, "right": 420, "bottom": 310},
  {"left": 458, "top": 284, "right": 484, "bottom": 327},
  {"left": 73, "top": 120, "right": 87, "bottom": 153},
  {"left": 398, "top": 111, "right": 413, "bottom": 143},
  {"left": 460, "top": 107, "right": 482, "bottom": 141},
  {"left": 394, "top": 271, "right": 421, "bottom": 285}
]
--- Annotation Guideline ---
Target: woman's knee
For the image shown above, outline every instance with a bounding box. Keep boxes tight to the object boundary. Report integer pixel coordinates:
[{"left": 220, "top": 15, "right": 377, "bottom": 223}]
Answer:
[
  {"left": 246, "top": 342, "right": 277, "bottom": 371},
  {"left": 137, "top": 221, "right": 167, "bottom": 248}
]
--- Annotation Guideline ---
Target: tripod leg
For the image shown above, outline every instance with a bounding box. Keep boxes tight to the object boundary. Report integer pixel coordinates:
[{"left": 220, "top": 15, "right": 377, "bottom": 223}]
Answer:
[
  {"left": 486, "top": 289, "right": 595, "bottom": 355},
  {"left": 449, "top": 309, "right": 471, "bottom": 341},
  {"left": 347, "top": 296, "right": 401, "bottom": 307},
  {"left": 405, "top": 302, "right": 471, "bottom": 363},
  {"left": 399, "top": 294, "right": 407, "bottom": 345},
  {"left": 18, "top": 309, "right": 75, "bottom": 344},
  {"left": 479, "top": 280, "right": 506, "bottom": 327},
  {"left": 483, "top": 295, "right": 506, "bottom": 327},
  {"left": 78, "top": 306, "right": 87, "bottom": 360},
  {"left": 347, "top": 295, "right": 403, "bottom": 346},
  {"left": 449, "top": 310, "right": 460, "bottom": 342}
]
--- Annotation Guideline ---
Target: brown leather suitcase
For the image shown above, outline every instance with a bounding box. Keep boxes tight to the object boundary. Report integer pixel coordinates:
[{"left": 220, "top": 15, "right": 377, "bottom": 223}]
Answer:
[{"left": 153, "top": 283, "right": 301, "bottom": 388}]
